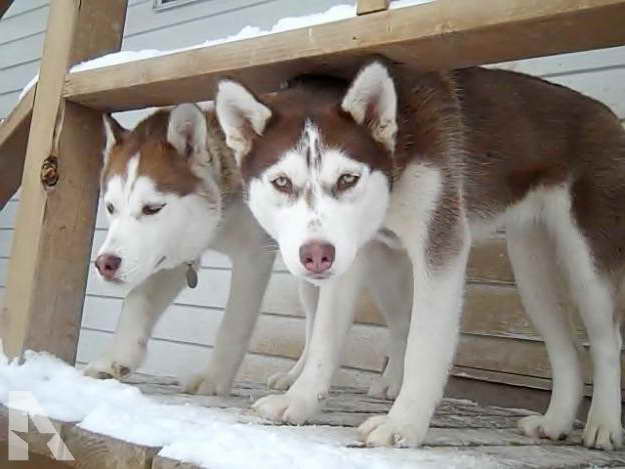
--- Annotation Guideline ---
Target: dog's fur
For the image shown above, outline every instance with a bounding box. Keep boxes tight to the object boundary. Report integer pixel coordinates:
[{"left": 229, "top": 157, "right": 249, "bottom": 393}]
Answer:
[
  {"left": 85, "top": 102, "right": 409, "bottom": 400},
  {"left": 215, "top": 64, "right": 625, "bottom": 450}
]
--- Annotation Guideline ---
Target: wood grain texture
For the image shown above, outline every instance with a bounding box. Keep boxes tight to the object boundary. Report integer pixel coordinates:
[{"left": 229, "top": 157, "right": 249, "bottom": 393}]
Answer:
[
  {"left": 357, "top": 0, "right": 390, "bottom": 15},
  {"left": 0, "top": 0, "right": 127, "bottom": 364},
  {"left": 63, "top": 426, "right": 159, "bottom": 469},
  {"left": 0, "top": 88, "right": 35, "bottom": 210},
  {"left": 63, "top": 0, "right": 625, "bottom": 112}
]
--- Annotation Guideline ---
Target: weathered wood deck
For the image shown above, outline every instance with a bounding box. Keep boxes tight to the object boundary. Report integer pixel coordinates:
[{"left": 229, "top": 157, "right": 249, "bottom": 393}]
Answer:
[{"left": 2, "top": 374, "right": 625, "bottom": 468}]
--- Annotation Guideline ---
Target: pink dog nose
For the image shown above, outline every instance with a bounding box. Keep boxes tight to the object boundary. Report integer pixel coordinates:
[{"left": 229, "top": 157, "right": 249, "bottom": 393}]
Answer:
[
  {"left": 299, "top": 241, "right": 335, "bottom": 274},
  {"left": 95, "top": 254, "right": 122, "bottom": 280}
]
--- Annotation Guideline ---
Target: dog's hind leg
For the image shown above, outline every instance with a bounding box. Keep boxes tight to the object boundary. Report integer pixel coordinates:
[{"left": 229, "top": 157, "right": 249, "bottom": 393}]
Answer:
[
  {"left": 185, "top": 252, "right": 275, "bottom": 396},
  {"left": 365, "top": 241, "right": 412, "bottom": 400},
  {"left": 84, "top": 264, "right": 188, "bottom": 379},
  {"left": 507, "top": 222, "right": 583, "bottom": 441},
  {"left": 548, "top": 189, "right": 623, "bottom": 450},
  {"left": 267, "top": 280, "right": 319, "bottom": 390}
]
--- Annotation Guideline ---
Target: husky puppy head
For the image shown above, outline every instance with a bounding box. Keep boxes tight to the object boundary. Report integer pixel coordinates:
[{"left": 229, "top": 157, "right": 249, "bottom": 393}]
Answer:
[
  {"left": 96, "top": 104, "right": 225, "bottom": 288},
  {"left": 216, "top": 62, "right": 397, "bottom": 283}
]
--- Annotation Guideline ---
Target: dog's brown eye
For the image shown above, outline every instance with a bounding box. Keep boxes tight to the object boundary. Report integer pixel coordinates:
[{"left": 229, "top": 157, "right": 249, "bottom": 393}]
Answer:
[
  {"left": 271, "top": 176, "right": 293, "bottom": 194},
  {"left": 336, "top": 173, "right": 360, "bottom": 192},
  {"left": 142, "top": 204, "right": 166, "bottom": 216},
  {"left": 106, "top": 202, "right": 115, "bottom": 215}
]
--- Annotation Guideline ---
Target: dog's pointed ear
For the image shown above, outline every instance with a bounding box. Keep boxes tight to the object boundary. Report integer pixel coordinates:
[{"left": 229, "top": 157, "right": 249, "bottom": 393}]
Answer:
[
  {"left": 341, "top": 61, "right": 397, "bottom": 152},
  {"left": 102, "top": 114, "right": 127, "bottom": 162},
  {"left": 215, "top": 79, "right": 272, "bottom": 165},
  {"left": 167, "top": 103, "right": 208, "bottom": 161}
]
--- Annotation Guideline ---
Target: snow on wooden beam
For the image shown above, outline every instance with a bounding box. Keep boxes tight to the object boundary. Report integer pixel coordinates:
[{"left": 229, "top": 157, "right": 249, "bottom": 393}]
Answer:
[
  {"left": 0, "top": 88, "right": 34, "bottom": 209},
  {"left": 63, "top": 0, "right": 625, "bottom": 112}
]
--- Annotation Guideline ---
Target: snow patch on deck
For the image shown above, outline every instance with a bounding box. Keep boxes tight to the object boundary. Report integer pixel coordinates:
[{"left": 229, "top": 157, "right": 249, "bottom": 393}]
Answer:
[{"left": 0, "top": 350, "right": 496, "bottom": 469}]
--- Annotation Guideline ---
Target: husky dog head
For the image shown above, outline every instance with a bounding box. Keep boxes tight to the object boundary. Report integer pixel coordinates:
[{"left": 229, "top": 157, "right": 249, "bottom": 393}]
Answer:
[
  {"left": 216, "top": 62, "right": 397, "bottom": 283},
  {"left": 96, "top": 104, "right": 226, "bottom": 288}
]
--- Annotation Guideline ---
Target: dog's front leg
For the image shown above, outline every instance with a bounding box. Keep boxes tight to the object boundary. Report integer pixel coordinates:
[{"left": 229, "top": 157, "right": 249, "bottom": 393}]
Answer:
[
  {"left": 267, "top": 280, "right": 319, "bottom": 390},
  {"left": 84, "top": 264, "right": 187, "bottom": 379},
  {"left": 185, "top": 253, "right": 274, "bottom": 396},
  {"left": 359, "top": 230, "right": 470, "bottom": 446},
  {"left": 253, "top": 254, "right": 366, "bottom": 424}
]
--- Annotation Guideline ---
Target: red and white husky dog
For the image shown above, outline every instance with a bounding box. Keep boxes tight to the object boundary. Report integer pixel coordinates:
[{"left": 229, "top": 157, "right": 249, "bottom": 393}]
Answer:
[
  {"left": 85, "top": 102, "right": 409, "bottom": 400},
  {"left": 215, "top": 63, "right": 625, "bottom": 450}
]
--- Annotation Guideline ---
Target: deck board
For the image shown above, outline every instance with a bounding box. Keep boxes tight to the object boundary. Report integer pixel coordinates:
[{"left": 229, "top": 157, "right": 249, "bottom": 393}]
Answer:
[
  {"left": 0, "top": 375, "right": 625, "bottom": 469},
  {"left": 2, "top": 374, "right": 625, "bottom": 468}
]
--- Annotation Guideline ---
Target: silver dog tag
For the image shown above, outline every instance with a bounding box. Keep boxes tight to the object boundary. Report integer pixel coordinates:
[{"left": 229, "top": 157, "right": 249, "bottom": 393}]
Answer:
[{"left": 186, "top": 263, "right": 198, "bottom": 289}]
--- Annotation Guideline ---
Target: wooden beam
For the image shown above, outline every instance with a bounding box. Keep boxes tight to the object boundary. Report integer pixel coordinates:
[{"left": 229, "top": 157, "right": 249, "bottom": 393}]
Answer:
[
  {"left": 1, "top": 0, "right": 127, "bottom": 364},
  {"left": 63, "top": 0, "right": 625, "bottom": 112},
  {"left": 0, "top": 0, "right": 14, "bottom": 19},
  {"left": 357, "top": 0, "right": 390, "bottom": 15},
  {"left": 0, "top": 88, "right": 35, "bottom": 210}
]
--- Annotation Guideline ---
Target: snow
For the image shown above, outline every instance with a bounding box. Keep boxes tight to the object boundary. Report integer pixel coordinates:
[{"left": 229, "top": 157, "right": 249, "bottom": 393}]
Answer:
[
  {"left": 19, "top": 0, "right": 435, "bottom": 100},
  {"left": 0, "top": 349, "right": 496, "bottom": 469}
]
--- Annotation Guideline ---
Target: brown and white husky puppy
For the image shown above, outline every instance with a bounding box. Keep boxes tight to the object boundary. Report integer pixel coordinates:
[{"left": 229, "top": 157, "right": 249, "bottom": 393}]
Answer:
[
  {"left": 215, "top": 63, "right": 625, "bottom": 450},
  {"left": 84, "top": 102, "right": 409, "bottom": 400},
  {"left": 84, "top": 103, "right": 276, "bottom": 396}
]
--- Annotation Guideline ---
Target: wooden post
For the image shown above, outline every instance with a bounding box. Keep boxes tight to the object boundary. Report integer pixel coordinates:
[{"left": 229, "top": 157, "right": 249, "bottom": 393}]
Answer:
[
  {"left": 0, "top": 0, "right": 127, "bottom": 363},
  {"left": 357, "top": 0, "right": 389, "bottom": 15}
]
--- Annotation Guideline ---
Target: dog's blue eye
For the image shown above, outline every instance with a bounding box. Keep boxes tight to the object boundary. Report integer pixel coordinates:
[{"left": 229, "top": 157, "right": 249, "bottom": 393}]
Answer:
[
  {"left": 271, "top": 176, "right": 293, "bottom": 194},
  {"left": 336, "top": 173, "right": 359, "bottom": 192},
  {"left": 142, "top": 204, "right": 166, "bottom": 216}
]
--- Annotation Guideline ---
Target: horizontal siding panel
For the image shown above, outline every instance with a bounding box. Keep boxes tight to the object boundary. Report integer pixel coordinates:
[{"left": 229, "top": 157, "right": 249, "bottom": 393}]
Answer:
[
  {"left": 495, "top": 46, "right": 625, "bottom": 78},
  {"left": 122, "top": 0, "right": 349, "bottom": 50},
  {"left": 0, "top": 60, "right": 39, "bottom": 95},
  {"left": 0, "top": 258, "right": 7, "bottom": 286},
  {"left": 0, "top": 4, "right": 48, "bottom": 46},
  {"left": 0, "top": 90, "right": 22, "bottom": 118},
  {"left": 80, "top": 294, "right": 388, "bottom": 373},
  {"left": 0, "top": 33, "right": 44, "bottom": 69},
  {"left": 76, "top": 328, "right": 376, "bottom": 388},
  {"left": 0, "top": 229, "right": 11, "bottom": 257},
  {"left": 2, "top": 1, "right": 48, "bottom": 20},
  {"left": 549, "top": 68, "right": 625, "bottom": 119},
  {"left": 0, "top": 201, "right": 18, "bottom": 228},
  {"left": 123, "top": 0, "right": 279, "bottom": 38},
  {"left": 78, "top": 295, "right": 625, "bottom": 387}
]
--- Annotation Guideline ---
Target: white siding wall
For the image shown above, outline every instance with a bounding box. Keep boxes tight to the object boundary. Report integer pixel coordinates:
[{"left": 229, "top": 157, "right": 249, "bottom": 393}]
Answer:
[{"left": 1, "top": 0, "right": 624, "bottom": 385}]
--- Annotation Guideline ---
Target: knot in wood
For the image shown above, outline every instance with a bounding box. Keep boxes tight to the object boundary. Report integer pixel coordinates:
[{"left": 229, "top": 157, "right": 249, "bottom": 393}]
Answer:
[{"left": 41, "top": 156, "right": 59, "bottom": 187}]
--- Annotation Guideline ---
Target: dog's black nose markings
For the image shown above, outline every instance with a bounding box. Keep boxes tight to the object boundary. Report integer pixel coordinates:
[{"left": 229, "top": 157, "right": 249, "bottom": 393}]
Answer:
[
  {"left": 95, "top": 254, "right": 122, "bottom": 280},
  {"left": 299, "top": 241, "right": 335, "bottom": 274}
]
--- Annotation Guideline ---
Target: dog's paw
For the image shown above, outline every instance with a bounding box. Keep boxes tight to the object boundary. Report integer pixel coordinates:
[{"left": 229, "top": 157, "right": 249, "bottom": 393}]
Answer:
[
  {"left": 267, "top": 371, "right": 297, "bottom": 391},
  {"left": 583, "top": 410, "right": 623, "bottom": 450},
  {"left": 368, "top": 375, "right": 401, "bottom": 400},
  {"left": 83, "top": 359, "right": 131, "bottom": 380},
  {"left": 518, "top": 414, "right": 572, "bottom": 441},
  {"left": 252, "top": 392, "right": 322, "bottom": 425},
  {"left": 182, "top": 371, "right": 232, "bottom": 396},
  {"left": 358, "top": 415, "right": 427, "bottom": 447}
]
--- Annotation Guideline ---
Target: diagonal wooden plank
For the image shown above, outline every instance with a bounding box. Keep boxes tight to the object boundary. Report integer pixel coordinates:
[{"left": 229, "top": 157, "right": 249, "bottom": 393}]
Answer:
[
  {"left": 1, "top": 0, "right": 128, "bottom": 364},
  {"left": 0, "top": 88, "right": 35, "bottom": 210},
  {"left": 63, "top": 0, "right": 625, "bottom": 112}
]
